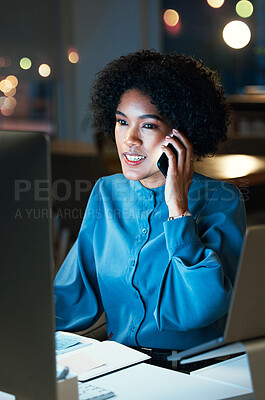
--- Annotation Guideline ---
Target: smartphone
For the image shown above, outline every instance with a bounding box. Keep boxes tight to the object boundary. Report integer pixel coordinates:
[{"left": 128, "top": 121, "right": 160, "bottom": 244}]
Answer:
[{"left": 157, "top": 142, "right": 178, "bottom": 178}]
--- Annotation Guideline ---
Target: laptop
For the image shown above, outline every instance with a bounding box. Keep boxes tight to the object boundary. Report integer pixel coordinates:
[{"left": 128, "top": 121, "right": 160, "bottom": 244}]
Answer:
[{"left": 169, "top": 224, "right": 265, "bottom": 362}]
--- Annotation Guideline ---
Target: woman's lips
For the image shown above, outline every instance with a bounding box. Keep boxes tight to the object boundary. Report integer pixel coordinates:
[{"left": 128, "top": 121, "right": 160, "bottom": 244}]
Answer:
[{"left": 123, "top": 153, "right": 146, "bottom": 166}]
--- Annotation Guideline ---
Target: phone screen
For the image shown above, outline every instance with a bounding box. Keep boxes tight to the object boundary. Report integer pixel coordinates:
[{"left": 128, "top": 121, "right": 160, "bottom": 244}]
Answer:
[{"left": 157, "top": 143, "right": 178, "bottom": 178}]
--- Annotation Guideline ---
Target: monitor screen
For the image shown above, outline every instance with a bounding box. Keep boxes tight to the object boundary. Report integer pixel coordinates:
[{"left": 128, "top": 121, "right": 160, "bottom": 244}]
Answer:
[{"left": 0, "top": 131, "right": 57, "bottom": 400}]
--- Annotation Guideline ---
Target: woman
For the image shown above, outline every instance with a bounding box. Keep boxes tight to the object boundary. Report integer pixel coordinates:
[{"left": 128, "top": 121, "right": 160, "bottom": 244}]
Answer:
[{"left": 54, "top": 50, "right": 246, "bottom": 365}]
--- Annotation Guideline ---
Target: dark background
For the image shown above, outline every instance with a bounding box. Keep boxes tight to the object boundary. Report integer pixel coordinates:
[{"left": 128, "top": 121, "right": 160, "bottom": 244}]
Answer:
[{"left": 162, "top": 0, "right": 264, "bottom": 94}]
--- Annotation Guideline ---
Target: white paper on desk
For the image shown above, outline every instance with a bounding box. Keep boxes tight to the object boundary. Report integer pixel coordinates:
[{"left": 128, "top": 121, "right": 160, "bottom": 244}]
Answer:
[
  {"left": 57, "top": 340, "right": 150, "bottom": 381},
  {"left": 55, "top": 331, "right": 93, "bottom": 355},
  {"left": 57, "top": 352, "right": 105, "bottom": 374},
  {"left": 55, "top": 331, "right": 81, "bottom": 351}
]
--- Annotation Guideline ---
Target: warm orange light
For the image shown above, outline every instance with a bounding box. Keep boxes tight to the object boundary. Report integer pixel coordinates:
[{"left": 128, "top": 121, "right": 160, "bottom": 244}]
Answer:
[
  {"left": 0, "top": 79, "right": 12, "bottom": 94},
  {"left": 4, "top": 96, "right": 17, "bottom": 110},
  {"left": 4, "top": 87, "right": 16, "bottom": 97},
  {"left": 38, "top": 64, "right": 51, "bottom": 77},
  {"left": 163, "top": 9, "right": 179, "bottom": 27},
  {"left": 1, "top": 104, "right": 14, "bottom": 116},
  {"left": 215, "top": 155, "right": 261, "bottom": 179},
  {"left": 68, "top": 50, "right": 79, "bottom": 64},
  {"left": 0, "top": 80, "right": 7, "bottom": 92},
  {"left": 6, "top": 75, "right": 18, "bottom": 88},
  {"left": 207, "top": 0, "right": 225, "bottom": 8}
]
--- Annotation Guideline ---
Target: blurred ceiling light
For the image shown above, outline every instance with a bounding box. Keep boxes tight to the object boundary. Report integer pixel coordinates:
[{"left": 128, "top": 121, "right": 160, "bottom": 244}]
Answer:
[
  {"left": 6, "top": 75, "right": 18, "bottom": 88},
  {"left": 223, "top": 20, "right": 251, "bottom": 49},
  {"left": 236, "top": 0, "right": 253, "bottom": 18},
  {"left": 207, "top": 0, "right": 225, "bottom": 8},
  {"left": 68, "top": 50, "right": 79, "bottom": 64},
  {"left": 20, "top": 57, "right": 32, "bottom": 70},
  {"left": 163, "top": 9, "right": 179, "bottom": 27},
  {"left": 38, "top": 64, "right": 51, "bottom": 77}
]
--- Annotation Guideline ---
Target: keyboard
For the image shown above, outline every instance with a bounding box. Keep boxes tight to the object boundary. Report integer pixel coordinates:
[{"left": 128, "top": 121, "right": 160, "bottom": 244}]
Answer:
[{"left": 78, "top": 381, "right": 115, "bottom": 400}]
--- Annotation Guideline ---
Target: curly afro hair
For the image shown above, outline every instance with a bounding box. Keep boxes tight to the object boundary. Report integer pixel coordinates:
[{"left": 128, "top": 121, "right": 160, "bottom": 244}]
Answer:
[{"left": 91, "top": 49, "right": 230, "bottom": 157}]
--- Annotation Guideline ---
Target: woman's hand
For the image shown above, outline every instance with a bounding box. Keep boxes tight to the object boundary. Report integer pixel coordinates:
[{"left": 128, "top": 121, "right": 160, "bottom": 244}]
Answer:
[{"left": 161, "top": 129, "right": 194, "bottom": 217}]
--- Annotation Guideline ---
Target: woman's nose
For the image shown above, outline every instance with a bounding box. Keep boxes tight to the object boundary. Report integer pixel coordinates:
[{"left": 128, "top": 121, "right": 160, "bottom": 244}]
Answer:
[{"left": 124, "top": 127, "right": 142, "bottom": 147}]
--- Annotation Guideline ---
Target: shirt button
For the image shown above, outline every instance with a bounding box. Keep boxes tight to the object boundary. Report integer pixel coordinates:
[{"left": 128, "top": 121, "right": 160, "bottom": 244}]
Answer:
[
  {"left": 131, "top": 260, "right": 135, "bottom": 267},
  {"left": 131, "top": 325, "right": 135, "bottom": 332},
  {"left": 142, "top": 228, "right": 148, "bottom": 234}
]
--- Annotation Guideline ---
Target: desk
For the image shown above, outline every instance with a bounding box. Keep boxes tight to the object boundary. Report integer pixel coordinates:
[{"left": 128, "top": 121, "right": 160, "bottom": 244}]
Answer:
[
  {"left": 195, "top": 154, "right": 265, "bottom": 187},
  {"left": 54, "top": 333, "right": 255, "bottom": 399},
  {"left": 89, "top": 362, "right": 253, "bottom": 400},
  {"left": 0, "top": 348, "right": 255, "bottom": 400},
  {"left": 191, "top": 354, "right": 252, "bottom": 392}
]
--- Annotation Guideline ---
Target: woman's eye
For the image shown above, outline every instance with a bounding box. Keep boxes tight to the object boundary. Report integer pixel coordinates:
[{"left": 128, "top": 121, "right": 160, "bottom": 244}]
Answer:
[
  {"left": 143, "top": 123, "right": 157, "bottom": 129},
  {"left": 116, "top": 119, "right": 128, "bottom": 126}
]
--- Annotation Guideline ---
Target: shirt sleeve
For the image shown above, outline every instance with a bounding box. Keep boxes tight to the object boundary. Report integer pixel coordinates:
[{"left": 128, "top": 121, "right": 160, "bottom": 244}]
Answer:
[
  {"left": 54, "top": 179, "right": 104, "bottom": 332},
  {"left": 154, "top": 183, "right": 246, "bottom": 332}
]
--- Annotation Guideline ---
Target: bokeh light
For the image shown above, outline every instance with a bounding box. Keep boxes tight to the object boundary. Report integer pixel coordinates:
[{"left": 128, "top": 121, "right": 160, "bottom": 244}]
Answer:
[
  {"left": 0, "top": 74, "right": 18, "bottom": 116},
  {"left": 1, "top": 104, "right": 14, "bottom": 116},
  {"left": 0, "top": 57, "right": 6, "bottom": 67},
  {"left": 4, "top": 87, "right": 16, "bottom": 97},
  {"left": 6, "top": 75, "right": 18, "bottom": 88},
  {"left": 0, "top": 96, "right": 6, "bottom": 107},
  {"left": 4, "top": 96, "right": 17, "bottom": 110},
  {"left": 207, "top": 0, "right": 225, "bottom": 8},
  {"left": 0, "top": 79, "right": 12, "bottom": 94},
  {"left": 216, "top": 155, "right": 262, "bottom": 179},
  {"left": 223, "top": 20, "right": 251, "bottom": 49},
  {"left": 38, "top": 64, "right": 51, "bottom": 77},
  {"left": 0, "top": 56, "right": 11, "bottom": 67},
  {"left": 68, "top": 49, "right": 79, "bottom": 64},
  {"left": 20, "top": 57, "right": 32, "bottom": 70},
  {"left": 163, "top": 9, "right": 179, "bottom": 27},
  {"left": 236, "top": 0, "right": 253, "bottom": 18}
]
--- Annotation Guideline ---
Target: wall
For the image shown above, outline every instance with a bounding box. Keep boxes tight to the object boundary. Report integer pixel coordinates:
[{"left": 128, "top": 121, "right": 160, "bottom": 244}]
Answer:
[{"left": 57, "top": 0, "right": 162, "bottom": 142}]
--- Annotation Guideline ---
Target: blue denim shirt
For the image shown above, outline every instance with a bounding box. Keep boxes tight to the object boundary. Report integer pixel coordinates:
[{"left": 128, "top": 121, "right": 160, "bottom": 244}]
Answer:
[{"left": 54, "top": 172, "right": 246, "bottom": 350}]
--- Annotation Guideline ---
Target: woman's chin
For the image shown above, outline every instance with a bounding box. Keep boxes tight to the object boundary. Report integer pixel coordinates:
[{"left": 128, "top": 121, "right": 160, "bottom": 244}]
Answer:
[{"left": 122, "top": 169, "right": 142, "bottom": 181}]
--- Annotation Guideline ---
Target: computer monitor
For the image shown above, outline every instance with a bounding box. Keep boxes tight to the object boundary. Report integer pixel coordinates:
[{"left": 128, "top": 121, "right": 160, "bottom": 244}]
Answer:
[{"left": 0, "top": 131, "right": 57, "bottom": 400}]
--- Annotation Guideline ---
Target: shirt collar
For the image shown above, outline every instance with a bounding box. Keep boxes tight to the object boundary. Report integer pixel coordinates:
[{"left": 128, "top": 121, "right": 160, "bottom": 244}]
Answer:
[
  {"left": 127, "top": 172, "right": 197, "bottom": 203},
  {"left": 129, "top": 179, "right": 165, "bottom": 202}
]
